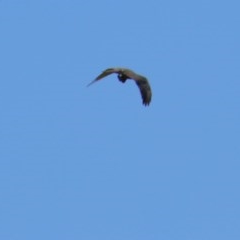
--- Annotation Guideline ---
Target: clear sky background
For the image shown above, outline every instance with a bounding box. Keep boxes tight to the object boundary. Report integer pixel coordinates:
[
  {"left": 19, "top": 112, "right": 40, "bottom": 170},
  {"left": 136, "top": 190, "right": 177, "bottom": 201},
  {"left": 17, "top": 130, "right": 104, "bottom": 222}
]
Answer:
[{"left": 0, "top": 0, "right": 239, "bottom": 239}]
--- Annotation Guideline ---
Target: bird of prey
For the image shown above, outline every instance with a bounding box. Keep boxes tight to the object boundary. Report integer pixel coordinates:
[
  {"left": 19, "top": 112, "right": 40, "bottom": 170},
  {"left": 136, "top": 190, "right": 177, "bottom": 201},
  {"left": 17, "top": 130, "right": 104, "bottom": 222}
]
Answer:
[{"left": 87, "top": 67, "right": 152, "bottom": 106}]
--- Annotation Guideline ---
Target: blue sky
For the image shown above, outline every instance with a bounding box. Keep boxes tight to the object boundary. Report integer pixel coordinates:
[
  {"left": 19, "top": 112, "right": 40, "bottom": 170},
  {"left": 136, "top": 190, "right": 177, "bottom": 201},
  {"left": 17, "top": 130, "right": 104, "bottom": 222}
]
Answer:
[{"left": 0, "top": 0, "right": 239, "bottom": 239}]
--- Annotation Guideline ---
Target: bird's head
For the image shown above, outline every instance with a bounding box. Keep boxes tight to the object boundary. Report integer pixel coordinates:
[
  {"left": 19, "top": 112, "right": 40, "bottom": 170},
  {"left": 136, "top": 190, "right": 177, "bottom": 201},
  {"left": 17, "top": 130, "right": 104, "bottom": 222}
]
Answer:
[{"left": 118, "top": 73, "right": 128, "bottom": 83}]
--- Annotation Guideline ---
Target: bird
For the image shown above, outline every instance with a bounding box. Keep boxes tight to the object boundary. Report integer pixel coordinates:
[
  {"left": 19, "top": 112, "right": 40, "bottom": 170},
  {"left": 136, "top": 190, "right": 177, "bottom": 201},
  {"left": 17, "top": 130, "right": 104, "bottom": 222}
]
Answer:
[{"left": 87, "top": 67, "right": 152, "bottom": 106}]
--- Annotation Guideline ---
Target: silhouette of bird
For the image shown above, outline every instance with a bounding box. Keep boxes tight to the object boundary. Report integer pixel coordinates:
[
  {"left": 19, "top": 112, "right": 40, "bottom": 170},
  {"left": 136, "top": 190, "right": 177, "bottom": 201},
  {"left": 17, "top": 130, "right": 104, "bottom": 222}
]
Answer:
[{"left": 87, "top": 67, "right": 152, "bottom": 106}]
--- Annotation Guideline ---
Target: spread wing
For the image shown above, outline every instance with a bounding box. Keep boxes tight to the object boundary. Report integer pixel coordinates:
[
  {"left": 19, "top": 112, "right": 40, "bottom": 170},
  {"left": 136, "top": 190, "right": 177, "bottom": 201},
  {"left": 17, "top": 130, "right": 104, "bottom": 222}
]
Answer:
[
  {"left": 122, "top": 71, "right": 152, "bottom": 106},
  {"left": 134, "top": 76, "right": 152, "bottom": 106},
  {"left": 87, "top": 68, "right": 122, "bottom": 86}
]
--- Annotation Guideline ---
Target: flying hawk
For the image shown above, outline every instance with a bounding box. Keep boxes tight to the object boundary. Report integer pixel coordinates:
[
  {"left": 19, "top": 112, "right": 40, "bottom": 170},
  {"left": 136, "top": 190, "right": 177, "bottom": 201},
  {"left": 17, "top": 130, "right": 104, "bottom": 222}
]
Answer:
[{"left": 87, "top": 67, "right": 152, "bottom": 106}]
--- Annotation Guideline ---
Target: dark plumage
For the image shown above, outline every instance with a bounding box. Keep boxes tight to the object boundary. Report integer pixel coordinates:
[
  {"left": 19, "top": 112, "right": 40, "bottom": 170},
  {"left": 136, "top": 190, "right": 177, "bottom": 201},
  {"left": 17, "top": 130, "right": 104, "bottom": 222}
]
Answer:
[{"left": 87, "top": 67, "right": 152, "bottom": 106}]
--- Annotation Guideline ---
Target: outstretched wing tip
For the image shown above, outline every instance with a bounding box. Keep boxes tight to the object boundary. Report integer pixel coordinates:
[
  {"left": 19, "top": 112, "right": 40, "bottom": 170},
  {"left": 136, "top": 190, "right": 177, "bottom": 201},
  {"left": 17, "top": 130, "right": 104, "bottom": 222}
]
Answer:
[
  {"left": 86, "top": 80, "right": 95, "bottom": 87},
  {"left": 135, "top": 78, "right": 152, "bottom": 107},
  {"left": 143, "top": 101, "right": 151, "bottom": 106}
]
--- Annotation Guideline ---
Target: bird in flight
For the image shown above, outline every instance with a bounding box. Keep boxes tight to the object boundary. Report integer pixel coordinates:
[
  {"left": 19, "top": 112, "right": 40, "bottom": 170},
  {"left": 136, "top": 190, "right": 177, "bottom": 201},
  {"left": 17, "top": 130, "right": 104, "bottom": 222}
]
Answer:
[{"left": 87, "top": 67, "right": 152, "bottom": 106}]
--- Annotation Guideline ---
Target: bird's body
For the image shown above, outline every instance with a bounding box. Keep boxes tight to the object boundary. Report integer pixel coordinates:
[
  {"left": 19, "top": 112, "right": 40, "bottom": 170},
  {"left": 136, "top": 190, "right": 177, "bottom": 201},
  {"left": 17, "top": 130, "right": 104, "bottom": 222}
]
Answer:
[{"left": 87, "top": 67, "right": 152, "bottom": 106}]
